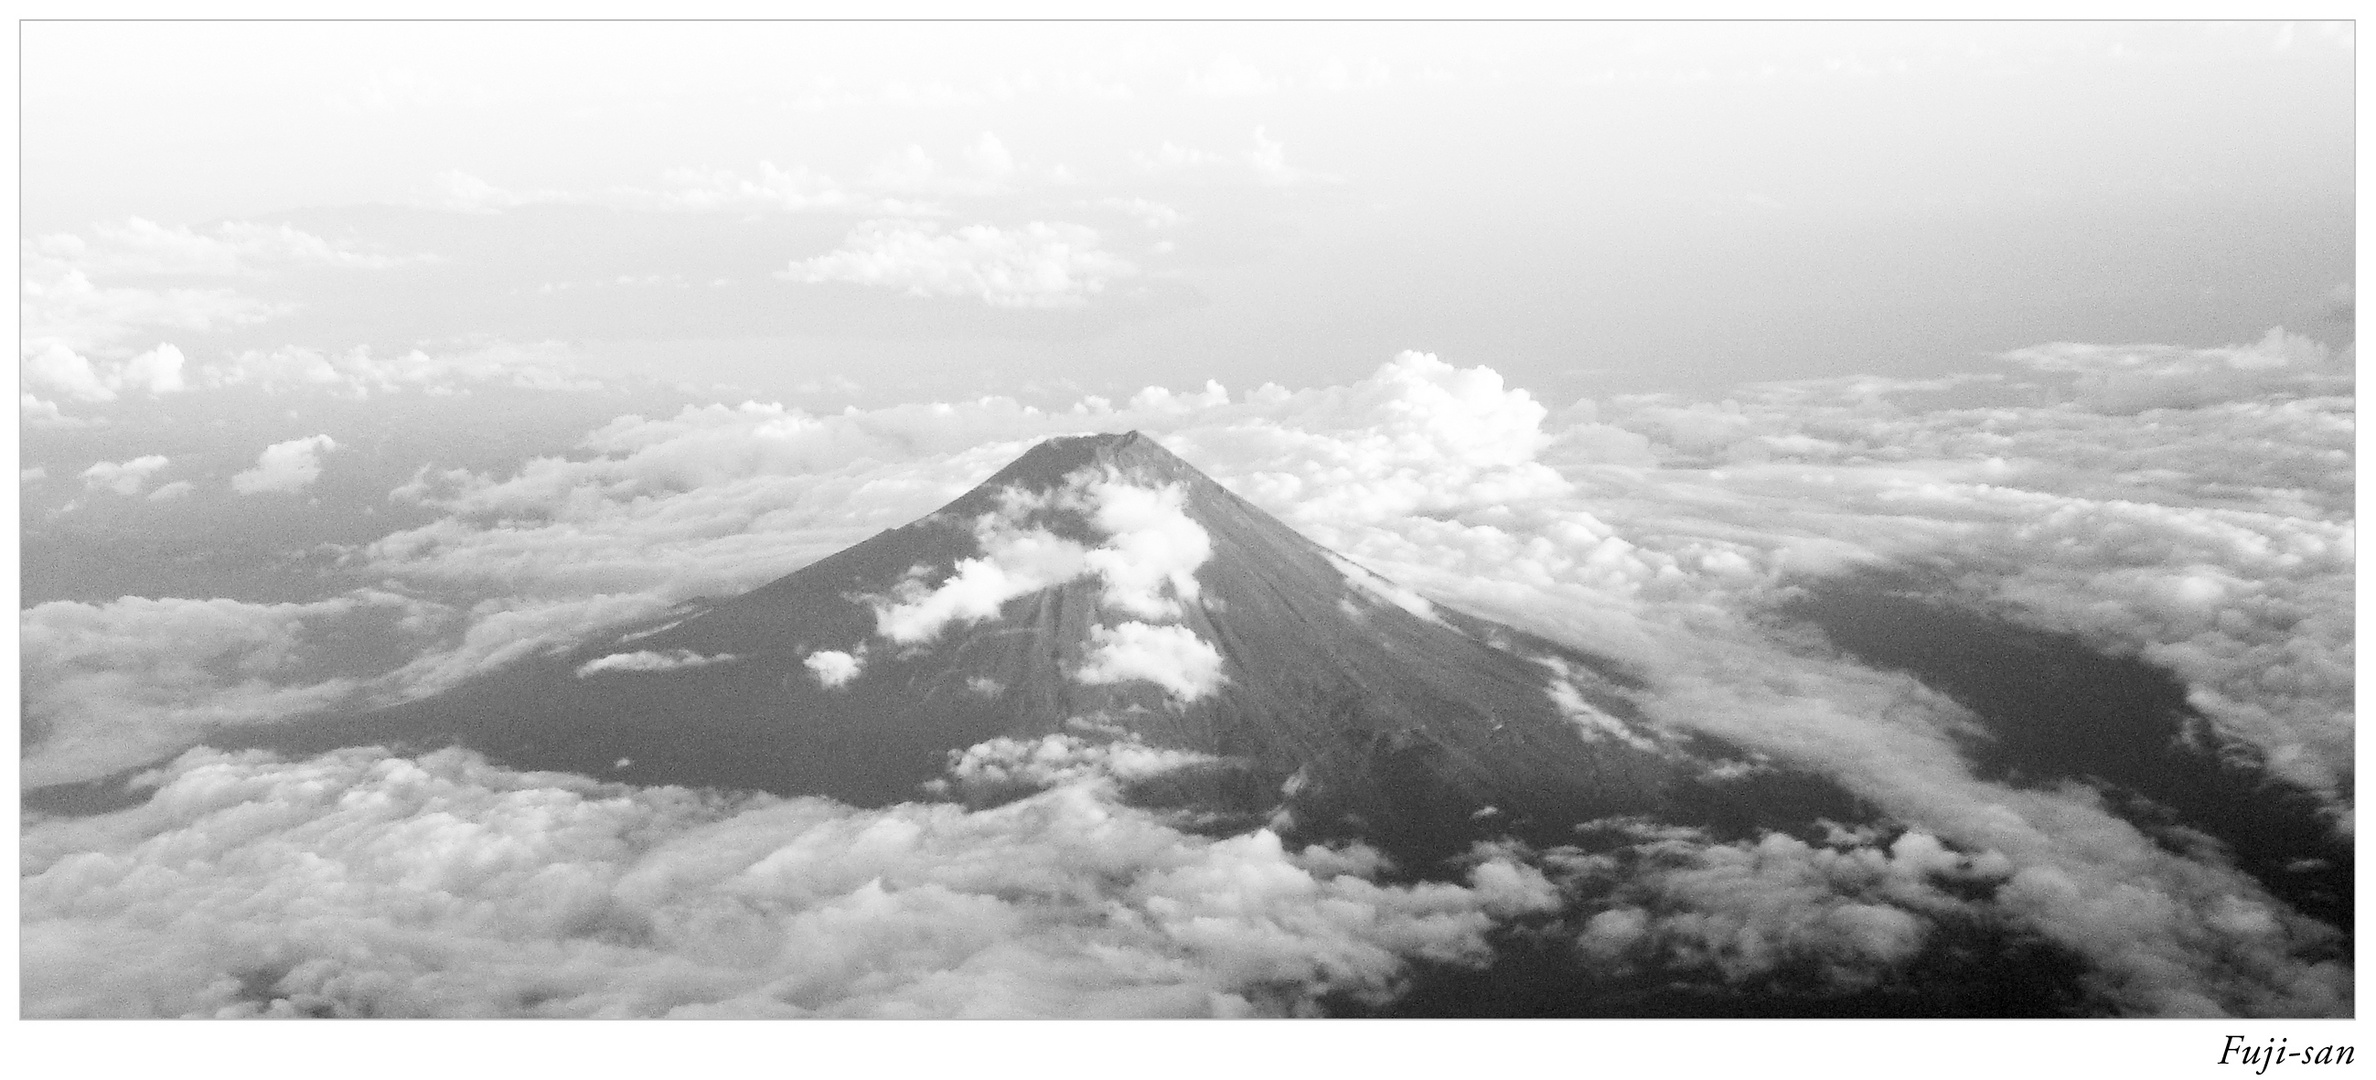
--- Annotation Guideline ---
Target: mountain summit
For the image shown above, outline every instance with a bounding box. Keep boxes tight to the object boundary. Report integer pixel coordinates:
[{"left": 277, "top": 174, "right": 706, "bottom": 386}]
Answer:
[{"left": 238, "top": 431, "right": 1726, "bottom": 847}]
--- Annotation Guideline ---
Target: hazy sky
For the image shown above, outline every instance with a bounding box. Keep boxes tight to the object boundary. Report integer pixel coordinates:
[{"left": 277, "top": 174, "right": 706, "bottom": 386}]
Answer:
[{"left": 22, "top": 20, "right": 2354, "bottom": 408}]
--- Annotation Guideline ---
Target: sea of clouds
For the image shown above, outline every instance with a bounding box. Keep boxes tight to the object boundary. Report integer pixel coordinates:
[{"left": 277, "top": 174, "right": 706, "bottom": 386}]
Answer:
[{"left": 20, "top": 332, "right": 2355, "bottom": 1017}]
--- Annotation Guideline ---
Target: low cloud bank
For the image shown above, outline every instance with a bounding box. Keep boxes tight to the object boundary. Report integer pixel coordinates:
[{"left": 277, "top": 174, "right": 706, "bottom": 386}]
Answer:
[
  {"left": 21, "top": 334, "right": 2354, "bottom": 1015},
  {"left": 23, "top": 746, "right": 1556, "bottom": 1018}
]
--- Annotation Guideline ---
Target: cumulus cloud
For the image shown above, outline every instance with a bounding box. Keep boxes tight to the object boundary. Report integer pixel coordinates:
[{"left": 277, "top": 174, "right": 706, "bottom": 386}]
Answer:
[
  {"left": 869, "top": 469, "right": 1213, "bottom": 647},
  {"left": 575, "top": 649, "right": 743, "bottom": 678},
  {"left": 1075, "top": 622, "right": 1227, "bottom": 702},
  {"left": 22, "top": 746, "right": 1555, "bottom": 1018},
  {"left": 17, "top": 219, "right": 560, "bottom": 422},
  {"left": 328, "top": 345, "right": 2352, "bottom": 832},
  {"left": 780, "top": 220, "right": 1135, "bottom": 307},
  {"left": 935, "top": 732, "right": 1223, "bottom": 802},
  {"left": 1539, "top": 358, "right": 2354, "bottom": 805},
  {"left": 802, "top": 649, "right": 864, "bottom": 688},
  {"left": 22, "top": 341, "right": 190, "bottom": 404},
  {"left": 33, "top": 339, "right": 2346, "bottom": 1015},
  {"left": 13, "top": 218, "right": 401, "bottom": 417},
  {"left": 1562, "top": 826, "right": 2011, "bottom": 992},
  {"left": 79, "top": 455, "right": 171, "bottom": 496},
  {"left": 1080, "top": 479, "right": 1210, "bottom": 618},
  {"left": 873, "top": 516, "right": 1092, "bottom": 645},
  {"left": 231, "top": 434, "right": 338, "bottom": 495}
]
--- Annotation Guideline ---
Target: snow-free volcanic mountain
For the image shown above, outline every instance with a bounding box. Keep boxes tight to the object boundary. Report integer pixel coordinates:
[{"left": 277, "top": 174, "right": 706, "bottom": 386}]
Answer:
[{"left": 236, "top": 432, "right": 1788, "bottom": 850}]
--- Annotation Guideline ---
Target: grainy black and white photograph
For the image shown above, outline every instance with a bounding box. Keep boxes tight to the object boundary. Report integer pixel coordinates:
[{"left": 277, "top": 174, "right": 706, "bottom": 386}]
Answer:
[{"left": 14, "top": 14, "right": 2359, "bottom": 1055}]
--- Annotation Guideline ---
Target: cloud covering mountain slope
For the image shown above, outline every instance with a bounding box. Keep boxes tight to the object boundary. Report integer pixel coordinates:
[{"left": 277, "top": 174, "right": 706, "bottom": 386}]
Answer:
[{"left": 22, "top": 345, "right": 2353, "bottom": 1018}]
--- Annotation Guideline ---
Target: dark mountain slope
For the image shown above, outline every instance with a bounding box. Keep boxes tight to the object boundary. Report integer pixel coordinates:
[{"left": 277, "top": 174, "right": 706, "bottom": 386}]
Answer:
[{"left": 228, "top": 432, "right": 1740, "bottom": 848}]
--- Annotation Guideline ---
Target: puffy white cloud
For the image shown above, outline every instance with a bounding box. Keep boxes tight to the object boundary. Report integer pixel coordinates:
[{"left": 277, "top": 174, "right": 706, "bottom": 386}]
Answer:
[
  {"left": 22, "top": 746, "right": 1554, "bottom": 1018},
  {"left": 79, "top": 455, "right": 171, "bottom": 496},
  {"left": 145, "top": 480, "right": 195, "bottom": 501},
  {"left": 802, "top": 649, "right": 864, "bottom": 688},
  {"left": 30, "top": 339, "right": 2345, "bottom": 1016},
  {"left": 874, "top": 517, "right": 1091, "bottom": 645},
  {"left": 337, "top": 344, "right": 2350, "bottom": 817},
  {"left": 1075, "top": 621, "right": 1227, "bottom": 702},
  {"left": 869, "top": 468, "right": 1213, "bottom": 645},
  {"left": 938, "top": 733, "right": 1220, "bottom": 800},
  {"left": 21, "top": 393, "right": 91, "bottom": 428},
  {"left": 1546, "top": 362, "right": 2354, "bottom": 804},
  {"left": 780, "top": 220, "right": 1135, "bottom": 307},
  {"left": 22, "top": 341, "right": 190, "bottom": 403},
  {"left": 575, "top": 650, "right": 743, "bottom": 678},
  {"left": 1080, "top": 478, "right": 1210, "bottom": 619},
  {"left": 1565, "top": 827, "right": 2006, "bottom": 992},
  {"left": 17, "top": 213, "right": 424, "bottom": 388},
  {"left": 231, "top": 434, "right": 338, "bottom": 495}
]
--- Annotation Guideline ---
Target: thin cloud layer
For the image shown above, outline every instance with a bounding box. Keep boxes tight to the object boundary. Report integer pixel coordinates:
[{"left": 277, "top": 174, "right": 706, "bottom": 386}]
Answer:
[
  {"left": 2004, "top": 328, "right": 2350, "bottom": 415},
  {"left": 20, "top": 592, "right": 423, "bottom": 787},
  {"left": 781, "top": 220, "right": 1135, "bottom": 307},
  {"left": 575, "top": 649, "right": 742, "bottom": 678}
]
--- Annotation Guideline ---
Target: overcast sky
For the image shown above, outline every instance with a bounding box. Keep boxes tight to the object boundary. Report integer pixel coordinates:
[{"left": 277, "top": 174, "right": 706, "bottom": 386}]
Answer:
[{"left": 22, "top": 20, "right": 2353, "bottom": 409}]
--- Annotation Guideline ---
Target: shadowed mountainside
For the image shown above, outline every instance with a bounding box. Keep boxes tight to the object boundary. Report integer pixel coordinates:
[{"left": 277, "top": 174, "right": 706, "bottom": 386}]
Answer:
[
  {"left": 1779, "top": 573, "right": 2352, "bottom": 939},
  {"left": 223, "top": 432, "right": 1790, "bottom": 854}
]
